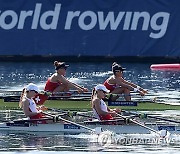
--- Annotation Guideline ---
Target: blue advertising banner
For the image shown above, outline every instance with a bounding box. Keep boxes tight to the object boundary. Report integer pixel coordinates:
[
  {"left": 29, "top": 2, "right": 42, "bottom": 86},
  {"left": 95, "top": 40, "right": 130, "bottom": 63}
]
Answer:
[{"left": 0, "top": 0, "right": 179, "bottom": 58}]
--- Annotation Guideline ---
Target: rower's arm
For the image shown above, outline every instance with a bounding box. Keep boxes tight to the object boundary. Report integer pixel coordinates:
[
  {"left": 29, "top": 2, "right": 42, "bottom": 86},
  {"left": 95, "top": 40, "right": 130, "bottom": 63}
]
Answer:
[
  {"left": 58, "top": 75, "right": 87, "bottom": 92},
  {"left": 22, "top": 100, "right": 40, "bottom": 117},
  {"left": 122, "top": 79, "right": 148, "bottom": 94},
  {"left": 116, "top": 78, "right": 134, "bottom": 91},
  {"left": 93, "top": 99, "right": 109, "bottom": 115},
  {"left": 71, "top": 82, "right": 88, "bottom": 92}
]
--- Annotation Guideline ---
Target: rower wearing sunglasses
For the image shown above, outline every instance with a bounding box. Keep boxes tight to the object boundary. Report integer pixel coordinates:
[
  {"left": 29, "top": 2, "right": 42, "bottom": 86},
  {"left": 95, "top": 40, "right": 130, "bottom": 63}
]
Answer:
[
  {"left": 33, "top": 61, "right": 88, "bottom": 105},
  {"left": 91, "top": 84, "right": 121, "bottom": 120},
  {"left": 44, "top": 61, "right": 88, "bottom": 94},
  {"left": 104, "top": 62, "right": 147, "bottom": 101},
  {"left": 19, "top": 83, "right": 47, "bottom": 120}
]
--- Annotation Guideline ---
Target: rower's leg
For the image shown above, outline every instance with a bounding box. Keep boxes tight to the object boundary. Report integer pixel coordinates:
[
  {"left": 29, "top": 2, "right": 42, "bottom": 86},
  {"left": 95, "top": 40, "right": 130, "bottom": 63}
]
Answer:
[
  {"left": 111, "top": 87, "right": 131, "bottom": 101},
  {"left": 53, "top": 84, "right": 69, "bottom": 94},
  {"left": 123, "top": 88, "right": 131, "bottom": 101}
]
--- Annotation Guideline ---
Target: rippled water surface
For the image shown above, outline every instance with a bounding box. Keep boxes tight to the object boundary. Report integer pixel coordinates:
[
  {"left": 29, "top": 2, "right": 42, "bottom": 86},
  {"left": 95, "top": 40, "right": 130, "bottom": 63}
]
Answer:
[
  {"left": 1, "top": 109, "right": 180, "bottom": 154},
  {"left": 0, "top": 62, "right": 180, "bottom": 103},
  {"left": 1, "top": 111, "right": 180, "bottom": 154},
  {"left": 0, "top": 62, "right": 180, "bottom": 153}
]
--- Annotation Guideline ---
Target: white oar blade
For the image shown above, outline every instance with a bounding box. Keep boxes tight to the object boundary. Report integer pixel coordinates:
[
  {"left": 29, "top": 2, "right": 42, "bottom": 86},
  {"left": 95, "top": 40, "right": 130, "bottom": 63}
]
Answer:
[
  {"left": 159, "top": 130, "right": 171, "bottom": 138},
  {"left": 94, "top": 127, "right": 103, "bottom": 134}
]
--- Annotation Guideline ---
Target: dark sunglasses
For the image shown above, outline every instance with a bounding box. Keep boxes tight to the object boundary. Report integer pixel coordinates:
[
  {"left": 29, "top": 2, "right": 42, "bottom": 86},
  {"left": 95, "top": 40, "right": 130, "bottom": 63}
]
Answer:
[
  {"left": 60, "top": 67, "right": 67, "bottom": 70},
  {"left": 115, "top": 70, "right": 123, "bottom": 73},
  {"left": 31, "top": 90, "right": 38, "bottom": 94},
  {"left": 100, "top": 90, "right": 106, "bottom": 94}
]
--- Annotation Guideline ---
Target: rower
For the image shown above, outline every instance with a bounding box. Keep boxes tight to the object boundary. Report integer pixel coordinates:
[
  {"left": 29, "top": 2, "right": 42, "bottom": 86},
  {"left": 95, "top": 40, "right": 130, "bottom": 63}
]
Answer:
[
  {"left": 44, "top": 61, "right": 88, "bottom": 94},
  {"left": 19, "top": 83, "right": 47, "bottom": 121},
  {"left": 34, "top": 61, "right": 89, "bottom": 105},
  {"left": 91, "top": 84, "right": 121, "bottom": 121},
  {"left": 103, "top": 62, "right": 147, "bottom": 101}
]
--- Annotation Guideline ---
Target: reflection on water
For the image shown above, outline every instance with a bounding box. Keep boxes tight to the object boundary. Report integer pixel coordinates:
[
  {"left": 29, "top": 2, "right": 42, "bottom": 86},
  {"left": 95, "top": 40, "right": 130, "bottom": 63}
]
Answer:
[
  {"left": 0, "top": 130, "right": 180, "bottom": 153},
  {"left": 0, "top": 110, "right": 180, "bottom": 153},
  {"left": 0, "top": 62, "right": 180, "bottom": 153},
  {"left": 0, "top": 62, "right": 180, "bottom": 104}
]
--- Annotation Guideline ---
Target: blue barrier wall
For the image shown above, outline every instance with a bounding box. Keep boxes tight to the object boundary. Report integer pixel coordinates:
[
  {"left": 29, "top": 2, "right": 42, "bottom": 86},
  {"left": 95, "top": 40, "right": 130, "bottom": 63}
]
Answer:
[{"left": 0, "top": 0, "right": 179, "bottom": 58}]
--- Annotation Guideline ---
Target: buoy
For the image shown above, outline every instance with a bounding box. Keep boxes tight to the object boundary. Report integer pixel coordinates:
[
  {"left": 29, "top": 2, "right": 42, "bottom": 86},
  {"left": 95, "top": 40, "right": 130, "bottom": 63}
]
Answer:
[{"left": 150, "top": 64, "right": 180, "bottom": 70}]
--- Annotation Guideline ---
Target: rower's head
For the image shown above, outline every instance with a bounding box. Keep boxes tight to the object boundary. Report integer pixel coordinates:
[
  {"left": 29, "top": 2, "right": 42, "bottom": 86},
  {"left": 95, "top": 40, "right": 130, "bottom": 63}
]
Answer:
[
  {"left": 19, "top": 83, "right": 39, "bottom": 108},
  {"left": 54, "top": 61, "right": 69, "bottom": 75},
  {"left": 112, "top": 62, "right": 126, "bottom": 76},
  {"left": 26, "top": 83, "right": 40, "bottom": 96},
  {"left": 92, "top": 84, "right": 110, "bottom": 99}
]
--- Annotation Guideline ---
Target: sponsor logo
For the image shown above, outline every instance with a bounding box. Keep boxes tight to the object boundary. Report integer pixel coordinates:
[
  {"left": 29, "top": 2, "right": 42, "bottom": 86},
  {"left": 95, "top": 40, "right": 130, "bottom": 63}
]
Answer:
[
  {"left": 0, "top": 3, "right": 170, "bottom": 39},
  {"left": 64, "top": 124, "right": 80, "bottom": 129},
  {"left": 158, "top": 126, "right": 175, "bottom": 131}
]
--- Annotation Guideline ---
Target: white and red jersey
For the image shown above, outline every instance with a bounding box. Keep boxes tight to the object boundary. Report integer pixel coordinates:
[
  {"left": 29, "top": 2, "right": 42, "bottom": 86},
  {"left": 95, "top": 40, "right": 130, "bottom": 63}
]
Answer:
[
  {"left": 33, "top": 94, "right": 49, "bottom": 105},
  {"left": 93, "top": 99, "right": 113, "bottom": 120},
  {"left": 23, "top": 97, "right": 43, "bottom": 119}
]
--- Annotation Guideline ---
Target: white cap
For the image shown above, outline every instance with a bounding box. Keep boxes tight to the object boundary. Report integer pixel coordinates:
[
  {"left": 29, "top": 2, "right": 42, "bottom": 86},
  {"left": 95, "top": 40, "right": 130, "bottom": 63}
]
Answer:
[
  {"left": 26, "top": 83, "right": 40, "bottom": 93},
  {"left": 95, "top": 84, "right": 110, "bottom": 93}
]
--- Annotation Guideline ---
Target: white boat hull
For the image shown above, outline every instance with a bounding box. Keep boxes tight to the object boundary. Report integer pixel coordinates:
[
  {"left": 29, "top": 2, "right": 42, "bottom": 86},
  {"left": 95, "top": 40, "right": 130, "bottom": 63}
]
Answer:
[{"left": 0, "top": 122, "right": 180, "bottom": 134}]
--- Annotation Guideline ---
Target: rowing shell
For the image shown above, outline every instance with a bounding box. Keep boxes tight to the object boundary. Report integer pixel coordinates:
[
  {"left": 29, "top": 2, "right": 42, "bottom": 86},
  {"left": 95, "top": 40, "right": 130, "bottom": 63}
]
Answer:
[{"left": 0, "top": 120, "right": 179, "bottom": 134}]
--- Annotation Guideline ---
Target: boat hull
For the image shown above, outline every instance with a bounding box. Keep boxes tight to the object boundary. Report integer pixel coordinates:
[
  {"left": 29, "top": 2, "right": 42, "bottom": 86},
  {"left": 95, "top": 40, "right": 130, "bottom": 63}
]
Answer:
[{"left": 0, "top": 122, "right": 180, "bottom": 134}]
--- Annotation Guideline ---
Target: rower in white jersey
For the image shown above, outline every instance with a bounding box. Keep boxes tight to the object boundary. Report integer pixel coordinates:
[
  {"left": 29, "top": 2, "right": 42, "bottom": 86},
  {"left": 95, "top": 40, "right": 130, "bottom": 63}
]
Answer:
[
  {"left": 19, "top": 83, "right": 47, "bottom": 120},
  {"left": 91, "top": 84, "right": 121, "bottom": 121}
]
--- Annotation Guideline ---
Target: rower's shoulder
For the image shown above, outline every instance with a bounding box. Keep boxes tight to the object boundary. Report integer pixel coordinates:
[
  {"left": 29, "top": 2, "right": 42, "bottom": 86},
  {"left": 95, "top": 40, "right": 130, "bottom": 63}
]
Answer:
[
  {"left": 52, "top": 73, "right": 64, "bottom": 80},
  {"left": 21, "top": 98, "right": 29, "bottom": 105},
  {"left": 92, "top": 98, "right": 101, "bottom": 104},
  {"left": 107, "top": 75, "right": 115, "bottom": 80}
]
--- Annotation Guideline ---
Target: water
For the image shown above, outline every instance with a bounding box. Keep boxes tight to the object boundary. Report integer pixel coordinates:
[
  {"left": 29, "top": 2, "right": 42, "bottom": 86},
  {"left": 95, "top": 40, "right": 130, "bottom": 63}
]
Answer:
[
  {"left": 0, "top": 118, "right": 180, "bottom": 153},
  {"left": 0, "top": 62, "right": 180, "bottom": 103},
  {"left": 0, "top": 62, "right": 180, "bottom": 153}
]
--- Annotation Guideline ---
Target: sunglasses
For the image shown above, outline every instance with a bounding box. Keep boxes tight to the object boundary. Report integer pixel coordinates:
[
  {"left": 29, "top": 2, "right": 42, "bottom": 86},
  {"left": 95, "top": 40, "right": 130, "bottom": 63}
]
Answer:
[
  {"left": 115, "top": 70, "right": 123, "bottom": 73},
  {"left": 60, "top": 67, "right": 67, "bottom": 70},
  {"left": 100, "top": 90, "right": 106, "bottom": 94},
  {"left": 31, "top": 90, "right": 38, "bottom": 94}
]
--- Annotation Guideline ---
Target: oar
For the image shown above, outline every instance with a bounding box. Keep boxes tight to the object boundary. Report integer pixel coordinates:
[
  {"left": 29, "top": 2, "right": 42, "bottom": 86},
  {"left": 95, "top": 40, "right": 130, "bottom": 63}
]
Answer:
[
  {"left": 1, "top": 90, "right": 91, "bottom": 98},
  {"left": 116, "top": 113, "right": 169, "bottom": 137},
  {"left": 47, "top": 107, "right": 68, "bottom": 114},
  {"left": 48, "top": 108, "right": 97, "bottom": 119},
  {"left": 41, "top": 90, "right": 91, "bottom": 96},
  {"left": 148, "top": 115, "right": 180, "bottom": 124},
  {"left": 72, "top": 111, "right": 97, "bottom": 119},
  {"left": 123, "top": 110, "right": 180, "bottom": 124},
  {"left": 42, "top": 112, "right": 102, "bottom": 134},
  {"left": 106, "top": 93, "right": 157, "bottom": 102}
]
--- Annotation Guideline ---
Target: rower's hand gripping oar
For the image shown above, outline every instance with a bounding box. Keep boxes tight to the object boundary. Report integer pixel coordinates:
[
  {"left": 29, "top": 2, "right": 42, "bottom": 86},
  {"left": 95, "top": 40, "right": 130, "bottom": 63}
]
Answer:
[
  {"left": 116, "top": 113, "right": 170, "bottom": 138},
  {"left": 42, "top": 112, "right": 102, "bottom": 134}
]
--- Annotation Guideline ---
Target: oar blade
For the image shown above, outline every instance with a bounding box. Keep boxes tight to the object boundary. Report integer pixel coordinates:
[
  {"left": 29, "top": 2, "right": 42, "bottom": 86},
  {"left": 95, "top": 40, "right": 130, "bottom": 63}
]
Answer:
[
  {"left": 94, "top": 127, "right": 103, "bottom": 134},
  {"left": 158, "top": 130, "right": 171, "bottom": 138}
]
